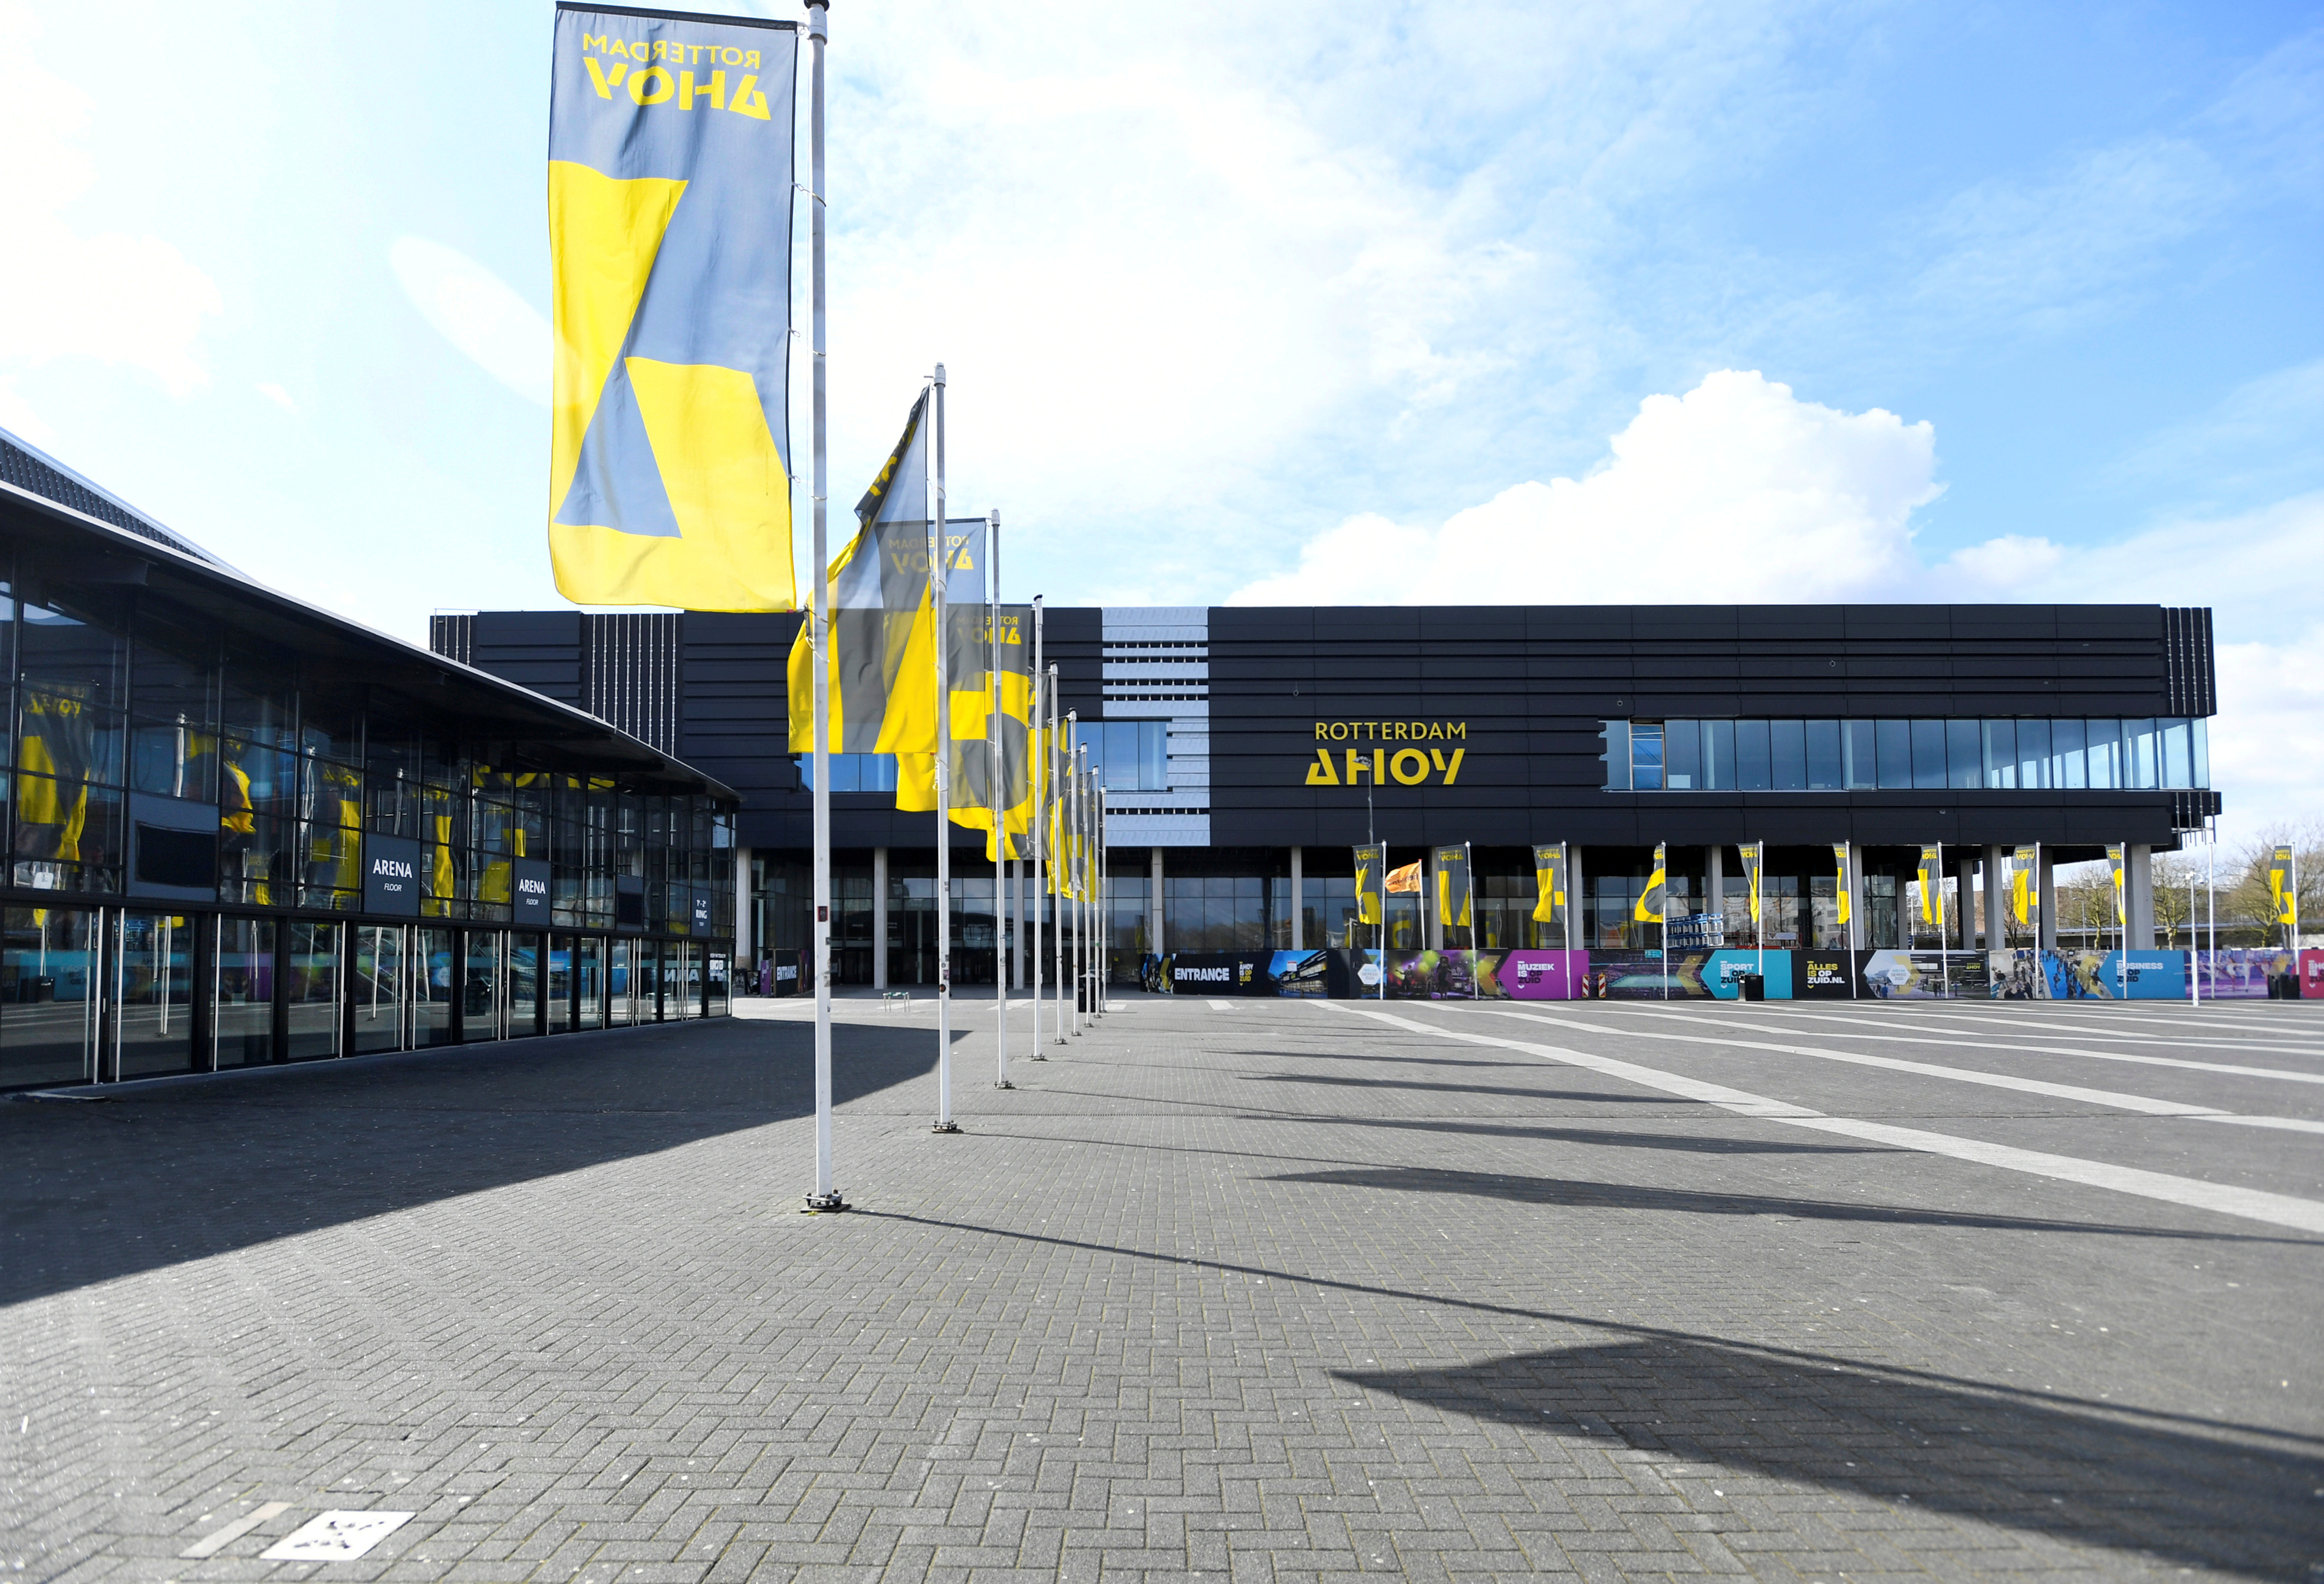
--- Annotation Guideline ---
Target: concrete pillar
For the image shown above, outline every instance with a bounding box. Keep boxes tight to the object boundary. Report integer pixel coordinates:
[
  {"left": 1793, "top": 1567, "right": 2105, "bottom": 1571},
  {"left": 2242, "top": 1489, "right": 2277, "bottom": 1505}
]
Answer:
[
  {"left": 1846, "top": 842, "right": 1867, "bottom": 951},
  {"left": 1955, "top": 858, "right": 1978, "bottom": 950},
  {"left": 872, "top": 847, "right": 889, "bottom": 990},
  {"left": 1424, "top": 865, "right": 1441, "bottom": 951},
  {"left": 1569, "top": 848, "right": 1586, "bottom": 951},
  {"left": 2127, "top": 843, "right": 2155, "bottom": 949},
  {"left": 1289, "top": 846, "right": 1303, "bottom": 950},
  {"left": 1983, "top": 845, "right": 2006, "bottom": 953},
  {"left": 734, "top": 845, "right": 753, "bottom": 979},
  {"left": 2037, "top": 850, "right": 2058, "bottom": 949},
  {"left": 1150, "top": 847, "right": 1165, "bottom": 957},
  {"left": 1706, "top": 845, "right": 1724, "bottom": 941}
]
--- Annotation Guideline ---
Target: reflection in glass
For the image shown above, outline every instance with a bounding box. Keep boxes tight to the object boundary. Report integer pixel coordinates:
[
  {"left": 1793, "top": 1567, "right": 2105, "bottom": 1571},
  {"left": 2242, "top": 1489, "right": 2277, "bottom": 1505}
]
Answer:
[
  {"left": 414, "top": 927, "right": 456, "bottom": 1047},
  {"left": 1911, "top": 720, "right": 1947, "bottom": 789},
  {"left": 1734, "top": 719, "right": 1770, "bottom": 792},
  {"left": 1, "top": 907, "right": 98, "bottom": 1089},
  {"left": 285, "top": 922, "right": 338, "bottom": 1061},
  {"left": 352, "top": 925, "right": 406, "bottom": 1054},
  {"left": 1983, "top": 719, "right": 2016, "bottom": 788},
  {"left": 1769, "top": 719, "right": 1806, "bottom": 791},
  {"left": 1703, "top": 719, "right": 1734, "bottom": 791},
  {"left": 215, "top": 916, "right": 275, "bottom": 1068},
  {"left": 1875, "top": 720, "right": 1910, "bottom": 788},
  {"left": 2053, "top": 717, "right": 2086, "bottom": 788},
  {"left": 1664, "top": 720, "right": 1700, "bottom": 789},
  {"left": 1845, "top": 720, "right": 1877, "bottom": 789},
  {"left": 1804, "top": 720, "right": 1842, "bottom": 791},
  {"left": 508, "top": 935, "right": 539, "bottom": 1036},
  {"left": 462, "top": 931, "right": 501, "bottom": 1040},
  {"left": 117, "top": 911, "right": 196, "bottom": 1078}
]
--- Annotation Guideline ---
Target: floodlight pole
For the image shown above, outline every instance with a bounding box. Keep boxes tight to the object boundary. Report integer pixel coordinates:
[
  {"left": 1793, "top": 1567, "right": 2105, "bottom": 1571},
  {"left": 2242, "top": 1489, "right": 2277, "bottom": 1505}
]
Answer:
[{"left": 802, "top": 0, "right": 843, "bottom": 1213}]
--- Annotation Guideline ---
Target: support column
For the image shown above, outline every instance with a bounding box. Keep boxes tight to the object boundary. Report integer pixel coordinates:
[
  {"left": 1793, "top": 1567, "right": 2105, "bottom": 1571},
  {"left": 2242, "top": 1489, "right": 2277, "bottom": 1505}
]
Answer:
[
  {"left": 2127, "top": 843, "right": 2155, "bottom": 949},
  {"left": 1290, "top": 846, "right": 1304, "bottom": 950},
  {"left": 734, "top": 845, "right": 753, "bottom": 984},
  {"left": 872, "top": 847, "right": 889, "bottom": 990},
  {"left": 1956, "top": 857, "right": 1979, "bottom": 950},
  {"left": 1569, "top": 848, "right": 1586, "bottom": 951},
  {"left": 1846, "top": 842, "right": 1867, "bottom": 950},
  {"left": 1151, "top": 847, "right": 1165, "bottom": 958},
  {"left": 2037, "top": 849, "right": 2058, "bottom": 949},
  {"left": 1983, "top": 845, "right": 2006, "bottom": 953},
  {"left": 1706, "top": 845, "right": 1724, "bottom": 941},
  {"left": 1424, "top": 867, "right": 1441, "bottom": 952}
]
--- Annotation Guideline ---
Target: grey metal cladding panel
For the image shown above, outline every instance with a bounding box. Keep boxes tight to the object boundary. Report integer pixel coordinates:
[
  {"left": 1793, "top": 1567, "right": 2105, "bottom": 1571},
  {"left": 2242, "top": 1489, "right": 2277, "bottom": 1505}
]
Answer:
[
  {"left": 1737, "top": 606, "right": 1845, "bottom": 638},
  {"left": 1210, "top": 606, "right": 1310, "bottom": 640},
  {"left": 1313, "top": 609, "right": 1421, "bottom": 641},
  {"left": 475, "top": 610, "right": 583, "bottom": 644},
  {"left": 1418, "top": 608, "right": 1527, "bottom": 641},
  {"left": 2050, "top": 604, "right": 2161, "bottom": 638}
]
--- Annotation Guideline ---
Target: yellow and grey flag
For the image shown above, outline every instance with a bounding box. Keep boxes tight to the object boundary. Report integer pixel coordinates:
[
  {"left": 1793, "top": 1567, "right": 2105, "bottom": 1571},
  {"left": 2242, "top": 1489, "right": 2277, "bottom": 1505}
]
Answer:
[
  {"left": 547, "top": 5, "right": 799, "bottom": 611},
  {"left": 1917, "top": 844, "right": 1941, "bottom": 925},
  {"left": 2010, "top": 844, "right": 2039, "bottom": 931},
  {"left": 1354, "top": 844, "right": 1385, "bottom": 927},
  {"left": 1635, "top": 842, "right": 1668, "bottom": 924},
  {"left": 1434, "top": 844, "right": 1472, "bottom": 931},
  {"left": 2106, "top": 844, "right": 2127, "bottom": 927},
  {"left": 1737, "top": 841, "right": 1765, "bottom": 933},
  {"left": 1831, "top": 843, "right": 1852, "bottom": 928},
  {"left": 2269, "top": 844, "right": 2297, "bottom": 927},
  {"left": 1530, "top": 843, "right": 1566, "bottom": 927},
  {"left": 896, "top": 604, "right": 1035, "bottom": 860},
  {"left": 785, "top": 394, "right": 986, "bottom": 756}
]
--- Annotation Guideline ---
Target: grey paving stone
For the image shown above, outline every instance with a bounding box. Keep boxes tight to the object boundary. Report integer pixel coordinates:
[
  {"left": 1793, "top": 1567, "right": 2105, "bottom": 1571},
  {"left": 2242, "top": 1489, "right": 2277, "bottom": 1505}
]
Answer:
[{"left": 4, "top": 997, "right": 2319, "bottom": 1582}]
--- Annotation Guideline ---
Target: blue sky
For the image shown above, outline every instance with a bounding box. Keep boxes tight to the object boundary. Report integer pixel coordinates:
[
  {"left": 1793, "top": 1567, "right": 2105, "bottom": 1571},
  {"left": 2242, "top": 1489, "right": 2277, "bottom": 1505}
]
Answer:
[{"left": 3, "top": 0, "right": 2319, "bottom": 839}]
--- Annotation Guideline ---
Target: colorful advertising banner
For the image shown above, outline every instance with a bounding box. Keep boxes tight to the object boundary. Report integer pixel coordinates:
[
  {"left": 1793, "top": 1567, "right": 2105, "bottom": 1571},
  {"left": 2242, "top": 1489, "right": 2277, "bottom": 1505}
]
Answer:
[
  {"left": 1352, "top": 844, "right": 1385, "bottom": 933},
  {"left": 547, "top": 5, "right": 801, "bottom": 611},
  {"left": 1831, "top": 844, "right": 1852, "bottom": 933},
  {"left": 1433, "top": 844, "right": 1473, "bottom": 936},
  {"left": 2269, "top": 844, "right": 2298, "bottom": 931},
  {"left": 1636, "top": 843, "right": 1668, "bottom": 925},
  {"left": 1915, "top": 845, "right": 1941, "bottom": 931},
  {"left": 1530, "top": 844, "right": 1567, "bottom": 940},
  {"left": 2010, "top": 844, "right": 2039, "bottom": 935},
  {"left": 1737, "top": 841, "right": 1764, "bottom": 944}
]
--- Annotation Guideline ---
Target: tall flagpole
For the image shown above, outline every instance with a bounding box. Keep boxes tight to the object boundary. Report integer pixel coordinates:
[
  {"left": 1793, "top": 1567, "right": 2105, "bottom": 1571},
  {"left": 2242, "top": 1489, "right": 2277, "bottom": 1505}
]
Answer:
[
  {"left": 802, "top": 0, "right": 842, "bottom": 1213},
  {"left": 930, "top": 365, "right": 959, "bottom": 1133},
  {"left": 1029, "top": 605, "right": 1046, "bottom": 1061},
  {"left": 1064, "top": 714, "right": 1079, "bottom": 1033},
  {"left": 1051, "top": 679, "right": 1066, "bottom": 1044},
  {"left": 990, "top": 509, "right": 1011, "bottom": 1090}
]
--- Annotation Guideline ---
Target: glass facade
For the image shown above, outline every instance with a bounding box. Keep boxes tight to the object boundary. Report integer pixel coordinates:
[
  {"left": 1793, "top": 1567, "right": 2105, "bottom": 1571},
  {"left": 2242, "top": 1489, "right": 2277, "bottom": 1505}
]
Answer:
[
  {"left": 1605, "top": 717, "right": 2210, "bottom": 792},
  {"left": 0, "top": 582, "right": 736, "bottom": 1092}
]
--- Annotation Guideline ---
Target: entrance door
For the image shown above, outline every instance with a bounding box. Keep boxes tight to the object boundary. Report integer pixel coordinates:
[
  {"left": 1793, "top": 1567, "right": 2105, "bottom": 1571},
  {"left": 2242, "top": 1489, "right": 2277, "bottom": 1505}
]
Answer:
[
  {"left": 351, "top": 924, "right": 407, "bottom": 1054},
  {"left": 116, "top": 911, "right": 196, "bottom": 1079}
]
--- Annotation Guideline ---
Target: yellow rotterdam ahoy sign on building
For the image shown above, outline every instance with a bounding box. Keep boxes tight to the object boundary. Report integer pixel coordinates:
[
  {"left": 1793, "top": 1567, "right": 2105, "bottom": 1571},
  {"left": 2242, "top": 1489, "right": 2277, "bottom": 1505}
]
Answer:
[
  {"left": 1304, "top": 721, "right": 1469, "bottom": 786},
  {"left": 546, "top": 5, "right": 799, "bottom": 611}
]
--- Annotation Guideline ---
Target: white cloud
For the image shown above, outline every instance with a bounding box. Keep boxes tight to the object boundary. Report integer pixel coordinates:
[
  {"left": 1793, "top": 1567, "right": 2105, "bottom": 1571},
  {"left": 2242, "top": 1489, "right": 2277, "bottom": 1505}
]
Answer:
[
  {"left": 0, "top": 381, "right": 55, "bottom": 447},
  {"left": 256, "top": 382, "right": 296, "bottom": 412},
  {"left": 1231, "top": 370, "right": 1945, "bottom": 605},
  {"left": 0, "top": 5, "right": 222, "bottom": 396},
  {"left": 388, "top": 237, "right": 550, "bottom": 406}
]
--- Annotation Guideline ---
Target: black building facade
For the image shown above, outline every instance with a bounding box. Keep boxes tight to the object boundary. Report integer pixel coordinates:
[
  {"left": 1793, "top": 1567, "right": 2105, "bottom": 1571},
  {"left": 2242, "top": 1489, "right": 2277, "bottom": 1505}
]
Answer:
[
  {"left": 443, "top": 601, "right": 2218, "bottom": 983},
  {"left": 0, "top": 430, "right": 739, "bottom": 1094}
]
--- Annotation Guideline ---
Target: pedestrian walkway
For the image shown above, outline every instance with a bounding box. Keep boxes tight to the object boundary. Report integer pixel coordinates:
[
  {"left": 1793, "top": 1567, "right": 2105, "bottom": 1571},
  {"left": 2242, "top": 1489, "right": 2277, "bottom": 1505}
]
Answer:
[{"left": 4, "top": 997, "right": 2318, "bottom": 1580}]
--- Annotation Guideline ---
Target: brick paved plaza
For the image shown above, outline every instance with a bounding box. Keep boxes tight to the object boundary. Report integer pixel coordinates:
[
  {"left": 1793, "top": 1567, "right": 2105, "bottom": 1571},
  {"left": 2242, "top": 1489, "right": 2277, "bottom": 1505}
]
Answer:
[{"left": 4, "top": 993, "right": 2320, "bottom": 1583}]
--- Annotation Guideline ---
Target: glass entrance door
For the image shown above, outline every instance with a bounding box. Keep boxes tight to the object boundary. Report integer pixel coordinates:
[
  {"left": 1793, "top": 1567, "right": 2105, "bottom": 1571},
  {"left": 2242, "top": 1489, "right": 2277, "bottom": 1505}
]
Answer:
[
  {"left": 351, "top": 924, "right": 407, "bottom": 1054},
  {"left": 116, "top": 911, "right": 196, "bottom": 1079}
]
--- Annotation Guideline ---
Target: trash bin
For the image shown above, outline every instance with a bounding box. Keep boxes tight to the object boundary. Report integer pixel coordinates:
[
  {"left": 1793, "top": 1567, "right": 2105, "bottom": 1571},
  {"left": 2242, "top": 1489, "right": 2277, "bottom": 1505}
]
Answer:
[{"left": 1739, "top": 974, "right": 1765, "bottom": 1002}]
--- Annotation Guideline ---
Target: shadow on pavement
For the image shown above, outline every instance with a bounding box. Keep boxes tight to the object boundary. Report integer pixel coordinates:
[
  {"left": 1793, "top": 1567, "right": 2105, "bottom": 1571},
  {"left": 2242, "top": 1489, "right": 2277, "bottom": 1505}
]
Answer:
[
  {"left": 1274, "top": 1116, "right": 1897, "bottom": 1154},
  {"left": 1264, "top": 1165, "right": 2315, "bottom": 1243},
  {"left": 1340, "top": 1336, "right": 2320, "bottom": 1580},
  {"left": 1247, "top": 1072, "right": 1678, "bottom": 1104},
  {"left": 0, "top": 1017, "right": 943, "bottom": 1306}
]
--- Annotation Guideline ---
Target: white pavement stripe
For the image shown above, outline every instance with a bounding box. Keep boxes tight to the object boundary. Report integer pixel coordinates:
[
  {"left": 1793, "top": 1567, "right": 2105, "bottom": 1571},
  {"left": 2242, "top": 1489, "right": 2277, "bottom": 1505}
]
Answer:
[
  {"left": 1321, "top": 1002, "right": 2324, "bottom": 1236},
  {"left": 181, "top": 1502, "right": 292, "bottom": 1560},
  {"left": 1208, "top": 999, "right": 1236, "bottom": 1011},
  {"left": 1752, "top": 1005, "right": 2324, "bottom": 1061},
  {"left": 2194, "top": 1114, "right": 2324, "bottom": 1135},
  {"left": 1606, "top": 1006, "right": 2324, "bottom": 1087},
  {"left": 1474, "top": 1004, "right": 2233, "bottom": 1117}
]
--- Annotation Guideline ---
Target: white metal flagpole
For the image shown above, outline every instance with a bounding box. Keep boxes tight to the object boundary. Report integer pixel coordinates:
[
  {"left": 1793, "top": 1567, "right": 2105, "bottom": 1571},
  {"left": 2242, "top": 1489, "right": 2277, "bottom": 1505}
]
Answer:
[
  {"left": 1029, "top": 627, "right": 1046, "bottom": 1059},
  {"left": 801, "top": 0, "right": 842, "bottom": 1213},
  {"left": 930, "top": 364, "right": 958, "bottom": 1134},
  {"left": 990, "top": 508, "right": 1010, "bottom": 1090},
  {"left": 1052, "top": 682, "right": 1066, "bottom": 1044}
]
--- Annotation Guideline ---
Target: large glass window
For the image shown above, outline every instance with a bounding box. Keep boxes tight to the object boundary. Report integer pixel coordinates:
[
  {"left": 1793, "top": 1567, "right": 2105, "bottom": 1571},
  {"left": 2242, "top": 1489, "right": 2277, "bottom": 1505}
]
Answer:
[
  {"left": 607, "top": 938, "right": 633, "bottom": 1026},
  {"left": 1769, "top": 719, "right": 1806, "bottom": 791},
  {"left": 1734, "top": 719, "right": 1770, "bottom": 791},
  {"left": 2, "top": 907, "right": 98, "bottom": 1088},
  {"left": 577, "top": 935, "right": 604, "bottom": 1029},
  {"left": 1702, "top": 719, "right": 1734, "bottom": 791},
  {"left": 1629, "top": 723, "right": 1663, "bottom": 790},
  {"left": 1603, "top": 716, "right": 2212, "bottom": 792},
  {"left": 1803, "top": 720, "right": 1842, "bottom": 791},
  {"left": 1664, "top": 720, "right": 1701, "bottom": 789},
  {"left": 508, "top": 934, "right": 539, "bottom": 1036},
  {"left": 1094, "top": 721, "right": 1168, "bottom": 792},
  {"left": 794, "top": 752, "right": 900, "bottom": 792}
]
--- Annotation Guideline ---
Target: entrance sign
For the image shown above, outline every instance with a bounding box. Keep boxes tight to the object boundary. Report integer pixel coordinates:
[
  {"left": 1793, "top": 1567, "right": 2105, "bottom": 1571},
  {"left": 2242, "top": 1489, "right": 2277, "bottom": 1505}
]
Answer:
[{"left": 363, "top": 834, "right": 423, "bottom": 917}]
